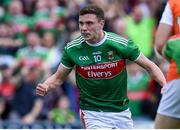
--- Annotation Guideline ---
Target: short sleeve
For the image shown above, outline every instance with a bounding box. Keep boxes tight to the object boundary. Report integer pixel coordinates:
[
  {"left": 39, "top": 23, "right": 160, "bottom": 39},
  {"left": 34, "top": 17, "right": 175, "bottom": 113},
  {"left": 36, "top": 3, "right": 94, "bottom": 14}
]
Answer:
[
  {"left": 61, "top": 47, "right": 75, "bottom": 69},
  {"left": 122, "top": 39, "right": 141, "bottom": 61}
]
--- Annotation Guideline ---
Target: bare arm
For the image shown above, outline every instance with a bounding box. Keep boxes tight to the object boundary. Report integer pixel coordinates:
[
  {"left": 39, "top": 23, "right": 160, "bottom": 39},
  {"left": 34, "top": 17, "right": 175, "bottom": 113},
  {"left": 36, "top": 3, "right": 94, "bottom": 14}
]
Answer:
[
  {"left": 154, "top": 23, "right": 172, "bottom": 55},
  {"left": 135, "top": 53, "right": 166, "bottom": 90},
  {"left": 36, "top": 63, "right": 72, "bottom": 96}
]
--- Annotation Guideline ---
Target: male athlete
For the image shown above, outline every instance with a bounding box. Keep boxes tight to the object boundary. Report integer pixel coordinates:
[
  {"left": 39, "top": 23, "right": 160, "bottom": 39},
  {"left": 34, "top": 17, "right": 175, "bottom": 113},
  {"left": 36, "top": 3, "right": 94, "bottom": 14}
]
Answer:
[
  {"left": 154, "top": 0, "right": 180, "bottom": 128},
  {"left": 36, "top": 5, "right": 166, "bottom": 129}
]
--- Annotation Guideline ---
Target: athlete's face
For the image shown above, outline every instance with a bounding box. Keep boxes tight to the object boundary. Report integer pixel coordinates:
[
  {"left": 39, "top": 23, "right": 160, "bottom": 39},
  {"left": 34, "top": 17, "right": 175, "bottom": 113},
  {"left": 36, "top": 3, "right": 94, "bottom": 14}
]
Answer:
[{"left": 79, "top": 14, "right": 104, "bottom": 43}]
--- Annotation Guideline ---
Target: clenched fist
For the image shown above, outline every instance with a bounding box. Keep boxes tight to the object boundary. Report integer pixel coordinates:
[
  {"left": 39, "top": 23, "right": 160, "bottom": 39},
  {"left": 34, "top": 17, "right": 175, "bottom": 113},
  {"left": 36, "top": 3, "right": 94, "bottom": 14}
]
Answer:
[{"left": 36, "top": 83, "right": 49, "bottom": 96}]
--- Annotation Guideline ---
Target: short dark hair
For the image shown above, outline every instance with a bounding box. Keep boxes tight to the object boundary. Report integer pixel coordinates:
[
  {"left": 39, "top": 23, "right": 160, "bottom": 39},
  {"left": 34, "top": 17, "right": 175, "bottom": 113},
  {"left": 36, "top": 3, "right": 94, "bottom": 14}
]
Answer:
[{"left": 79, "top": 5, "right": 105, "bottom": 20}]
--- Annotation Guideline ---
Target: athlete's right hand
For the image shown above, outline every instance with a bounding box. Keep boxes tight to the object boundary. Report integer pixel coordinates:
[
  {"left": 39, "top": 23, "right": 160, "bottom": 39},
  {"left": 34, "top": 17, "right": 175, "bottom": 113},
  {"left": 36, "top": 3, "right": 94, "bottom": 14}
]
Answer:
[{"left": 36, "top": 83, "right": 49, "bottom": 96}]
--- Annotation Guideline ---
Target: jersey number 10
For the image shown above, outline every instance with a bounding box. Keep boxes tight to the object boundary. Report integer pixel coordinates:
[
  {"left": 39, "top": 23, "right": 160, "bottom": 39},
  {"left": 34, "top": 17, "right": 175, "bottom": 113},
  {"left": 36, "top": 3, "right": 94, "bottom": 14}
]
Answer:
[{"left": 93, "top": 55, "right": 101, "bottom": 62}]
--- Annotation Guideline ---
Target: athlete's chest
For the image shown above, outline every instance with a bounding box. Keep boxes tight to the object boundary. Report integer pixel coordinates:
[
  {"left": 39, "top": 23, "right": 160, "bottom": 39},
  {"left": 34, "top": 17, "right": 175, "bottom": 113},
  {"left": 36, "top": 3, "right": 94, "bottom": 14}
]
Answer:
[
  {"left": 71, "top": 45, "right": 123, "bottom": 66},
  {"left": 70, "top": 45, "right": 125, "bottom": 79}
]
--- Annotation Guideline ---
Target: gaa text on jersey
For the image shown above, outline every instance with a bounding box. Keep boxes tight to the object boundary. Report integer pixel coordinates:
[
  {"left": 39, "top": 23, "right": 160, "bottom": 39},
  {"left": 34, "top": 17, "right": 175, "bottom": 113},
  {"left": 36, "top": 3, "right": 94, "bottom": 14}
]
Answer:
[{"left": 79, "top": 56, "right": 90, "bottom": 61}]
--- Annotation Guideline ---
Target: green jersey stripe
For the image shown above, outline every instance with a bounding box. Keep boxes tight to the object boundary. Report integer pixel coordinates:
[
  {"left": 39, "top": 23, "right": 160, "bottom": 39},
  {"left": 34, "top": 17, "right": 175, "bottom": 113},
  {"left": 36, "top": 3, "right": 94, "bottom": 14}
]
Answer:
[
  {"left": 107, "top": 37, "right": 128, "bottom": 46},
  {"left": 67, "top": 37, "right": 84, "bottom": 47},
  {"left": 67, "top": 36, "right": 84, "bottom": 47},
  {"left": 67, "top": 39, "right": 84, "bottom": 49},
  {"left": 67, "top": 38, "right": 85, "bottom": 47},
  {"left": 107, "top": 36, "right": 128, "bottom": 44},
  {"left": 107, "top": 35, "right": 128, "bottom": 45},
  {"left": 107, "top": 34, "right": 128, "bottom": 42}
]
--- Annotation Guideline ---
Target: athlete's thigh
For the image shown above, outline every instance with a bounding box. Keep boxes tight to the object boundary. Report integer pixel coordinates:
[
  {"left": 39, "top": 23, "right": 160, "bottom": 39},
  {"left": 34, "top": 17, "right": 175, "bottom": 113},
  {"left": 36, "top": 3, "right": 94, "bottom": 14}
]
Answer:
[{"left": 155, "top": 114, "right": 180, "bottom": 129}]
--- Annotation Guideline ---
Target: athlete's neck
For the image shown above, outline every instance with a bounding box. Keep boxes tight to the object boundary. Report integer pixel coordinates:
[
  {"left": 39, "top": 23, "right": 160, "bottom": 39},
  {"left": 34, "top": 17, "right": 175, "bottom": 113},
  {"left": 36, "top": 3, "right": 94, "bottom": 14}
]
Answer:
[{"left": 88, "top": 31, "right": 105, "bottom": 44}]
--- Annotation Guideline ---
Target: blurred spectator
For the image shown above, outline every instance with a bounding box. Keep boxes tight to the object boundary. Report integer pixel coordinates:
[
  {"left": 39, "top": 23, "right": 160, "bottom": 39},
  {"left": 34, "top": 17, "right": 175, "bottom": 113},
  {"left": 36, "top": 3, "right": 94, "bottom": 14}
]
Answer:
[
  {"left": 17, "top": 32, "right": 51, "bottom": 82},
  {"left": 0, "top": 64, "right": 15, "bottom": 101},
  {"left": 0, "top": 23, "right": 22, "bottom": 67},
  {"left": 48, "top": 0, "right": 66, "bottom": 38},
  {"left": 0, "top": 24, "right": 22, "bottom": 52},
  {"left": 112, "top": 17, "right": 128, "bottom": 38},
  {"left": 15, "top": 31, "right": 49, "bottom": 77},
  {"left": 34, "top": 0, "right": 58, "bottom": 37},
  {"left": 124, "top": 3, "right": 156, "bottom": 58},
  {"left": 48, "top": 95, "right": 76, "bottom": 125},
  {"left": 33, "top": 0, "right": 49, "bottom": 26},
  {"left": 4, "top": 0, "right": 32, "bottom": 43},
  {"left": 48, "top": 0, "right": 66, "bottom": 20},
  {"left": 12, "top": 66, "right": 43, "bottom": 124},
  {"left": 0, "top": 64, "right": 15, "bottom": 120},
  {"left": 42, "top": 32, "right": 61, "bottom": 72}
]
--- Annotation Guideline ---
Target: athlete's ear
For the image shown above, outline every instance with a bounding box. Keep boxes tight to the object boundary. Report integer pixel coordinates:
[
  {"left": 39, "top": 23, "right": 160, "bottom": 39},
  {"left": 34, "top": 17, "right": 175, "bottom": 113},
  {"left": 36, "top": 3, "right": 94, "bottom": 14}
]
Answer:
[{"left": 99, "top": 20, "right": 105, "bottom": 28}]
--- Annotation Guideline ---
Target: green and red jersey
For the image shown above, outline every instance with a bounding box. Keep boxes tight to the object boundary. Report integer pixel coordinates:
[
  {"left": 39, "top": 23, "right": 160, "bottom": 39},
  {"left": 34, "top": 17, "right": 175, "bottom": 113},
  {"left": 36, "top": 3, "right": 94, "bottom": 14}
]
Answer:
[{"left": 61, "top": 32, "right": 141, "bottom": 112}]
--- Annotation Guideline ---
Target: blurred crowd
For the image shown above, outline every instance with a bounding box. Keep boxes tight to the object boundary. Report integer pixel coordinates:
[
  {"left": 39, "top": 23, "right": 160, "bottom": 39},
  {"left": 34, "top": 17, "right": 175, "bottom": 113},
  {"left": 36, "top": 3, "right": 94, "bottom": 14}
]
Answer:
[{"left": 0, "top": 0, "right": 169, "bottom": 128}]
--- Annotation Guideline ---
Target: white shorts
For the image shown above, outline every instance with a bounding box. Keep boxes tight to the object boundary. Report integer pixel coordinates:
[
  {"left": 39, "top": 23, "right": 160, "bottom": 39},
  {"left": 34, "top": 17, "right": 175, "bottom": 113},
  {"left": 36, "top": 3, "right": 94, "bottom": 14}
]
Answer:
[
  {"left": 157, "top": 79, "right": 180, "bottom": 119},
  {"left": 80, "top": 108, "right": 133, "bottom": 129}
]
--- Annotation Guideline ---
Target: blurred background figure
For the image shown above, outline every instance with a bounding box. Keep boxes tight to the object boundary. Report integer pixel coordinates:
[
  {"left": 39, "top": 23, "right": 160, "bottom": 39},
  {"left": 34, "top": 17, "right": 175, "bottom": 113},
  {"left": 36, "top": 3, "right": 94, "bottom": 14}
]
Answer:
[
  {"left": 0, "top": 64, "right": 15, "bottom": 120},
  {"left": 11, "top": 65, "right": 43, "bottom": 124},
  {"left": 124, "top": 3, "right": 155, "bottom": 58},
  {"left": 42, "top": 32, "right": 61, "bottom": 73},
  {"left": 112, "top": 17, "right": 127, "bottom": 38},
  {"left": 48, "top": 95, "right": 76, "bottom": 125}
]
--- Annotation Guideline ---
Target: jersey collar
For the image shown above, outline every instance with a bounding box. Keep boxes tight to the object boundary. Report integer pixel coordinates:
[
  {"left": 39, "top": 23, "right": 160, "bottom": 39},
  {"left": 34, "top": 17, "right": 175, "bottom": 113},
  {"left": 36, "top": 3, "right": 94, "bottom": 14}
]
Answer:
[{"left": 86, "top": 31, "right": 107, "bottom": 47}]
